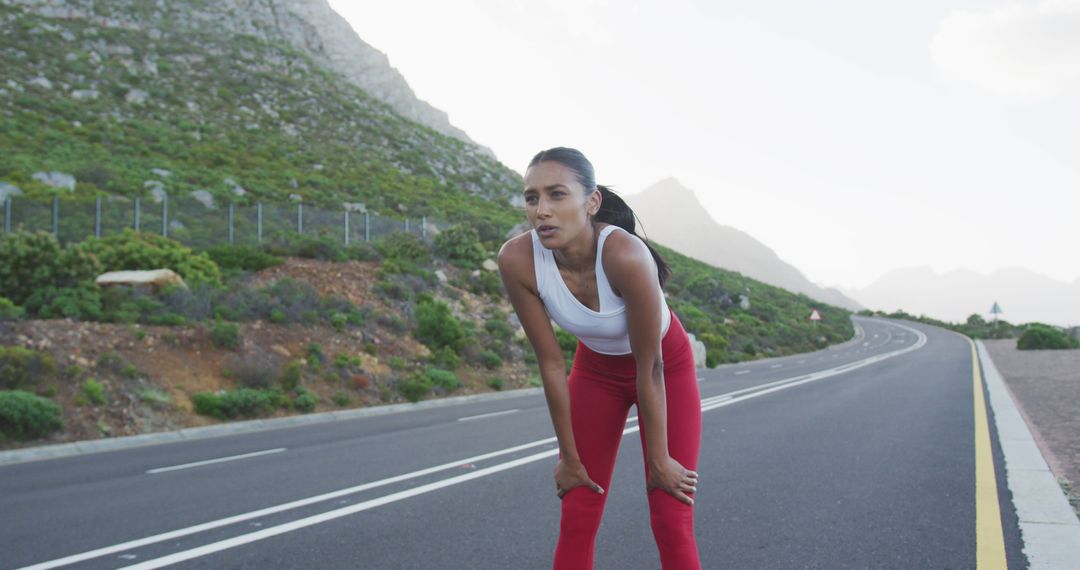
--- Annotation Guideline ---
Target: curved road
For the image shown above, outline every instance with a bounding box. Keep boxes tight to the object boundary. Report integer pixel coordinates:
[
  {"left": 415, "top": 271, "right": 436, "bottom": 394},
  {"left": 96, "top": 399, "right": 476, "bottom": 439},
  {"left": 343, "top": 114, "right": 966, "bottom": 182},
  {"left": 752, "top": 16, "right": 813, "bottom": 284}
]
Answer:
[{"left": 0, "top": 317, "right": 1025, "bottom": 568}]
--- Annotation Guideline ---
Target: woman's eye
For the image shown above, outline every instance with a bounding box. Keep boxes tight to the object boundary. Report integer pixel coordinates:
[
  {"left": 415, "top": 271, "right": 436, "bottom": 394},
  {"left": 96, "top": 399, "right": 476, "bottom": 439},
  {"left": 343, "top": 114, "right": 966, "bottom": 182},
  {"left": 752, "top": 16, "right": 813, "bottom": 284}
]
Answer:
[
  {"left": 525, "top": 195, "right": 538, "bottom": 204},
  {"left": 550, "top": 191, "right": 564, "bottom": 198}
]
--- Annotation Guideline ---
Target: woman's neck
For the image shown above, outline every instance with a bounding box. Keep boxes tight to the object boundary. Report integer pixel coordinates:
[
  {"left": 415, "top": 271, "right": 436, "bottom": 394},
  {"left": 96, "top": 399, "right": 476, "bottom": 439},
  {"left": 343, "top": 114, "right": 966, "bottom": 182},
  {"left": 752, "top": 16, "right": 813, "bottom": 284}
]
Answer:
[{"left": 552, "top": 223, "right": 602, "bottom": 273}]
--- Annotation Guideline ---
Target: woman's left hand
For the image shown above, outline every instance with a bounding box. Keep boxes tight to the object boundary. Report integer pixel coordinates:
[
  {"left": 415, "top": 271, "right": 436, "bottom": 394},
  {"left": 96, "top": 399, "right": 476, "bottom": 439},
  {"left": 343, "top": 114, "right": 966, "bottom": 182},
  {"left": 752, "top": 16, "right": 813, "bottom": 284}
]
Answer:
[{"left": 646, "top": 456, "right": 698, "bottom": 505}]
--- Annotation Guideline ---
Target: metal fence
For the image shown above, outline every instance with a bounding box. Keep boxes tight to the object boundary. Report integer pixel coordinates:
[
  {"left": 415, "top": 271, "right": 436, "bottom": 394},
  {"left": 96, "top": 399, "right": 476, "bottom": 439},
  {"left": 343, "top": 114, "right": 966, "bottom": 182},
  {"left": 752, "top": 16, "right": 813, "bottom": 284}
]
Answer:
[{"left": 1, "top": 193, "right": 448, "bottom": 249}]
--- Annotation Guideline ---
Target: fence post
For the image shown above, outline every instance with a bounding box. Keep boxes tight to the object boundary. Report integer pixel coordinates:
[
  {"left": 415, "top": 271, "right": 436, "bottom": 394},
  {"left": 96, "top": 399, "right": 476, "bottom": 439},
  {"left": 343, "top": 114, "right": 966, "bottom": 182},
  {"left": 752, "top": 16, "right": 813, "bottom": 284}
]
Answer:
[
  {"left": 228, "top": 203, "right": 234, "bottom": 244},
  {"left": 405, "top": 218, "right": 410, "bottom": 233},
  {"left": 422, "top": 216, "right": 427, "bottom": 239},
  {"left": 4, "top": 197, "right": 10, "bottom": 233},
  {"left": 52, "top": 195, "right": 59, "bottom": 237},
  {"left": 161, "top": 192, "right": 168, "bottom": 238},
  {"left": 364, "top": 211, "right": 370, "bottom": 242},
  {"left": 95, "top": 196, "right": 101, "bottom": 238},
  {"left": 297, "top": 203, "right": 303, "bottom": 234},
  {"left": 344, "top": 210, "right": 350, "bottom": 246},
  {"left": 134, "top": 197, "right": 140, "bottom": 230},
  {"left": 257, "top": 203, "right": 263, "bottom": 243}
]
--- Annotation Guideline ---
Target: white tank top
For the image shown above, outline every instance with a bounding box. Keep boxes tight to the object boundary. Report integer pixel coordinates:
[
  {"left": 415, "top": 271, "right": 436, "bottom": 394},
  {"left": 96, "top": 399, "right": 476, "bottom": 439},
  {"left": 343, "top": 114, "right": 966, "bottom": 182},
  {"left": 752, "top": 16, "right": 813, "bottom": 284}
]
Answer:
[{"left": 532, "top": 225, "right": 672, "bottom": 355}]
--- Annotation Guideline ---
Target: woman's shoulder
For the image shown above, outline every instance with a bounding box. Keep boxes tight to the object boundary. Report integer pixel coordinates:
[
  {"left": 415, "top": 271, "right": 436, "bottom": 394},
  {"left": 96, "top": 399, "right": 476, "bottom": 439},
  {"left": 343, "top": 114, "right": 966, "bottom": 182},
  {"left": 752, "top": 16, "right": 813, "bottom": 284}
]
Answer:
[
  {"left": 497, "top": 230, "right": 536, "bottom": 274},
  {"left": 600, "top": 225, "right": 651, "bottom": 266}
]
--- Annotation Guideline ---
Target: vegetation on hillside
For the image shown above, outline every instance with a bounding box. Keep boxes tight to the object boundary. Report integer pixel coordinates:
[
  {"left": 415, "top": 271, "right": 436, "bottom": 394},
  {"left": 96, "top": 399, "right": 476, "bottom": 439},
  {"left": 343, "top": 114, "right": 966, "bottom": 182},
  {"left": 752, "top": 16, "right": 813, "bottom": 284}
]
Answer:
[{"left": 0, "top": 3, "right": 520, "bottom": 240}]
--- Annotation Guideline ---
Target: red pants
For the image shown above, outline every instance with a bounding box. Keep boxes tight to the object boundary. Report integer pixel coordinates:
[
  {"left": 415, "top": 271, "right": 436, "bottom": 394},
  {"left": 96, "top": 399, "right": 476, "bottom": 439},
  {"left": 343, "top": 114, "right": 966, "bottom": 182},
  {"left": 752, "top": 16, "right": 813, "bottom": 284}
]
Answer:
[{"left": 554, "top": 311, "right": 702, "bottom": 569}]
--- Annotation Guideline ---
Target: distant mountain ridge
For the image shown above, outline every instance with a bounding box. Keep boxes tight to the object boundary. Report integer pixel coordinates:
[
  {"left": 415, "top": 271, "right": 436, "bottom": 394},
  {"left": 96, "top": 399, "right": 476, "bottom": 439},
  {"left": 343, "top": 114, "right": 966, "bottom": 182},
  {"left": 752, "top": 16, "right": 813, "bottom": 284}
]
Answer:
[
  {"left": 624, "top": 178, "right": 863, "bottom": 311},
  {"left": 844, "top": 266, "right": 1080, "bottom": 327}
]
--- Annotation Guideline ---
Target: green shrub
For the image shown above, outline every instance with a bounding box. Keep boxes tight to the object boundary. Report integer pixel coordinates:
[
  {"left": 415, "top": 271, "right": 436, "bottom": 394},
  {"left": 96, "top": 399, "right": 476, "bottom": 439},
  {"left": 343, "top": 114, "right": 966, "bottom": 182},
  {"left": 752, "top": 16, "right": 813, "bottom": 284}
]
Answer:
[
  {"left": 205, "top": 244, "right": 283, "bottom": 274},
  {"left": 306, "top": 343, "right": 325, "bottom": 365},
  {"left": 279, "top": 360, "right": 303, "bottom": 392},
  {"left": 83, "top": 229, "right": 222, "bottom": 287},
  {"left": 377, "top": 232, "right": 430, "bottom": 264},
  {"left": 292, "top": 387, "right": 318, "bottom": 413},
  {"left": 414, "top": 298, "right": 464, "bottom": 349},
  {"left": 82, "top": 379, "right": 106, "bottom": 405},
  {"left": 290, "top": 235, "right": 348, "bottom": 262},
  {"left": 0, "top": 232, "right": 102, "bottom": 309},
  {"left": 388, "top": 356, "right": 407, "bottom": 370},
  {"left": 399, "top": 373, "right": 432, "bottom": 403},
  {"left": 471, "top": 271, "right": 503, "bottom": 297},
  {"left": 434, "top": 225, "right": 486, "bottom": 267},
  {"left": 431, "top": 346, "right": 460, "bottom": 370},
  {"left": 488, "top": 377, "right": 504, "bottom": 391},
  {"left": 26, "top": 285, "right": 103, "bottom": 321},
  {"left": 210, "top": 320, "right": 241, "bottom": 349},
  {"left": 0, "top": 346, "right": 57, "bottom": 390},
  {"left": 0, "top": 297, "right": 25, "bottom": 321},
  {"left": 425, "top": 366, "right": 460, "bottom": 391},
  {"left": 1017, "top": 324, "right": 1080, "bottom": 350},
  {"left": 478, "top": 349, "right": 503, "bottom": 370},
  {"left": 193, "top": 388, "right": 277, "bottom": 419},
  {"left": 330, "top": 312, "right": 348, "bottom": 330},
  {"left": 0, "top": 390, "right": 63, "bottom": 441},
  {"left": 332, "top": 390, "right": 350, "bottom": 407},
  {"left": 484, "top": 318, "right": 514, "bottom": 341},
  {"left": 346, "top": 241, "right": 380, "bottom": 262}
]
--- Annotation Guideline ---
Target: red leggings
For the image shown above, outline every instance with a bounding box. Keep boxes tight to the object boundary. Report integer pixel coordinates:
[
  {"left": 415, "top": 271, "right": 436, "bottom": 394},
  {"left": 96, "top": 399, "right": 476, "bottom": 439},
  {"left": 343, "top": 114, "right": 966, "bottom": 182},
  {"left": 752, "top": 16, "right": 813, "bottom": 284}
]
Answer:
[{"left": 554, "top": 311, "right": 702, "bottom": 569}]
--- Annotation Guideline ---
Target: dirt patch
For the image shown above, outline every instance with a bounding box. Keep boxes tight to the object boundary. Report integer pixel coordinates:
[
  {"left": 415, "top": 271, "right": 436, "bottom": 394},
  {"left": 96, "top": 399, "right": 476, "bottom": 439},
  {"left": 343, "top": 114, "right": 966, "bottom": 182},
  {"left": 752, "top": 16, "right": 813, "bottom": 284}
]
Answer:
[{"left": 982, "top": 339, "right": 1080, "bottom": 513}]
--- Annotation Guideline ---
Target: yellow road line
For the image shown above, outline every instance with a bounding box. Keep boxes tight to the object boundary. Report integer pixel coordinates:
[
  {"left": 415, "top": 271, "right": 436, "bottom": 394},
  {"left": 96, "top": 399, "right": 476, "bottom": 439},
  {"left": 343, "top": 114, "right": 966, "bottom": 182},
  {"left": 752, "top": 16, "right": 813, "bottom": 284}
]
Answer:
[{"left": 970, "top": 338, "right": 1007, "bottom": 569}]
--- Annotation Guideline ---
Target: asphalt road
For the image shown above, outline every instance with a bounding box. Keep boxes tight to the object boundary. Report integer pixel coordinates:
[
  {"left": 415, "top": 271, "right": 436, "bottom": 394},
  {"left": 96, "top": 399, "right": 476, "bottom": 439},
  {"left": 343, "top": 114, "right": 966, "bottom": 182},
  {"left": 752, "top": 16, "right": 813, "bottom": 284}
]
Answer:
[{"left": 0, "top": 317, "right": 1026, "bottom": 569}]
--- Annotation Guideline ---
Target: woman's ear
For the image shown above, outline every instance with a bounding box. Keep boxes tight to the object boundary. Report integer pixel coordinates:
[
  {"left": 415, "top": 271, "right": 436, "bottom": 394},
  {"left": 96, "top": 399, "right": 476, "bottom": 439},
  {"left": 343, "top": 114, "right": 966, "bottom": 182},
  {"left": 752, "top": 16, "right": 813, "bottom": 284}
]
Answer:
[{"left": 587, "top": 189, "right": 602, "bottom": 216}]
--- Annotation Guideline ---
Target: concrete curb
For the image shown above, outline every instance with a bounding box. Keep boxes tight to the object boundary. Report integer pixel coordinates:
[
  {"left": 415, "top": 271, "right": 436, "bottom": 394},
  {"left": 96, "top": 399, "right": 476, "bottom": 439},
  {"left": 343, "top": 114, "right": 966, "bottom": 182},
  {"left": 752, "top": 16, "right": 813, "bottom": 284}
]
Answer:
[
  {"left": 0, "top": 387, "right": 543, "bottom": 467},
  {"left": 976, "top": 340, "right": 1080, "bottom": 569}
]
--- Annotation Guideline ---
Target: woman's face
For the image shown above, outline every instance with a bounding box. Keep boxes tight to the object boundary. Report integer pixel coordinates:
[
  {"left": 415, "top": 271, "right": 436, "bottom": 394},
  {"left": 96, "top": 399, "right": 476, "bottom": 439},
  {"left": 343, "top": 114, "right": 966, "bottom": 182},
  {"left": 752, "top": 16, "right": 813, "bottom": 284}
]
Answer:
[{"left": 523, "top": 161, "right": 600, "bottom": 249}]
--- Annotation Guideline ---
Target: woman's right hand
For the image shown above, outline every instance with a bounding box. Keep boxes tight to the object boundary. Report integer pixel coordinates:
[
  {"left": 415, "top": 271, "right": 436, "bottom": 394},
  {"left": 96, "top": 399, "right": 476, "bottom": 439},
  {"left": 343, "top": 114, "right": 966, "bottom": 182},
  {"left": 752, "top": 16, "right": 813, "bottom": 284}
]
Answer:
[{"left": 554, "top": 458, "right": 605, "bottom": 499}]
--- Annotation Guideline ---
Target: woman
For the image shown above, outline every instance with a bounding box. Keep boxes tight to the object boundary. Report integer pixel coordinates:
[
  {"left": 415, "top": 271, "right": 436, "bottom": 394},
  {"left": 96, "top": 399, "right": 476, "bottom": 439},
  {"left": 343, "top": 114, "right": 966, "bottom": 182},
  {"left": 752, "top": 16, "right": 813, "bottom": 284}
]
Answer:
[{"left": 497, "top": 147, "right": 702, "bottom": 569}]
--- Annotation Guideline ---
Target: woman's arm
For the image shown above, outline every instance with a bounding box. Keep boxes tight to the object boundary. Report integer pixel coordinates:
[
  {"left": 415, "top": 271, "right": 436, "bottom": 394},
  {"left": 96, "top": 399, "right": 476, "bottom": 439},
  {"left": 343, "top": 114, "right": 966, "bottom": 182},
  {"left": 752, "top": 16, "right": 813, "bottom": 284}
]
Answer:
[
  {"left": 604, "top": 231, "right": 697, "bottom": 505},
  {"left": 497, "top": 235, "right": 602, "bottom": 496}
]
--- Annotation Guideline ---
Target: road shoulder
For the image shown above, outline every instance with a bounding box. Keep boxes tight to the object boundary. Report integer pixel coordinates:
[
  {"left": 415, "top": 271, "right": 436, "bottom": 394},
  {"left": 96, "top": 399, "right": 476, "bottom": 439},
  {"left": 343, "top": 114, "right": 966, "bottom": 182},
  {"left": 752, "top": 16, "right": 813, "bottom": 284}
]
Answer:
[{"left": 977, "top": 340, "right": 1080, "bottom": 569}]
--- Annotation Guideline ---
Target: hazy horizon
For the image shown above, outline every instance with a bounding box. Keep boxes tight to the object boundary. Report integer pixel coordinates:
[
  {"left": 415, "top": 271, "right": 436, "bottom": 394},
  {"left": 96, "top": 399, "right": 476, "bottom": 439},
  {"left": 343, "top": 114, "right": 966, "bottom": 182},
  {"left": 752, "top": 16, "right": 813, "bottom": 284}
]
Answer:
[{"left": 328, "top": 0, "right": 1080, "bottom": 293}]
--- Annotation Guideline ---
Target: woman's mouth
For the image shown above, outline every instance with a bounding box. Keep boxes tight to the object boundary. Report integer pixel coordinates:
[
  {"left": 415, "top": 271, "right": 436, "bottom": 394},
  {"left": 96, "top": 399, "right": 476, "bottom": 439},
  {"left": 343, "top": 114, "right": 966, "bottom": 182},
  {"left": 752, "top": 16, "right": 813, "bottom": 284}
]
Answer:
[{"left": 537, "top": 225, "right": 557, "bottom": 237}]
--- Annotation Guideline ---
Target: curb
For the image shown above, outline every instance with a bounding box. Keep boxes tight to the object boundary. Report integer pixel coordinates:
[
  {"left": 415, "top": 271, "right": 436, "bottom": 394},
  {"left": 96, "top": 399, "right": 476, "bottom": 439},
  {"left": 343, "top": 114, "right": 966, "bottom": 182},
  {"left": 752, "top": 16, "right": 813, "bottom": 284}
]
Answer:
[
  {"left": 0, "top": 387, "right": 543, "bottom": 467},
  {"left": 976, "top": 340, "right": 1080, "bottom": 569}
]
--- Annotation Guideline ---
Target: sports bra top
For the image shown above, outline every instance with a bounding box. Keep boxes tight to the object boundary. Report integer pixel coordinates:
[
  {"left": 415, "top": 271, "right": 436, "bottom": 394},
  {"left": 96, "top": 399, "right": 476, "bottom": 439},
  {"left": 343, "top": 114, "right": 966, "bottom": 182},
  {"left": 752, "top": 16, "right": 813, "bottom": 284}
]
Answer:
[{"left": 531, "top": 224, "right": 671, "bottom": 355}]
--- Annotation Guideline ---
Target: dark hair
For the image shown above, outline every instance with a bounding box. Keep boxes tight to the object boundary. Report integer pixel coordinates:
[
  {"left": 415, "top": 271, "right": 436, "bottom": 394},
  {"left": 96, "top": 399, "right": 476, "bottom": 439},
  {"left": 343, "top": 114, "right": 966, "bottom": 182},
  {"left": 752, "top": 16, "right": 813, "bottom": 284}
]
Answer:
[{"left": 528, "top": 147, "right": 671, "bottom": 288}]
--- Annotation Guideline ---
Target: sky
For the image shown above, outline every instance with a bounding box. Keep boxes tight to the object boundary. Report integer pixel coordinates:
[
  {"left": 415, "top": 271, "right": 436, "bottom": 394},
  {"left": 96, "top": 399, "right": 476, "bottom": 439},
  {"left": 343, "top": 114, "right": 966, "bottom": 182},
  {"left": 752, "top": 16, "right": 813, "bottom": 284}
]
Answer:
[{"left": 327, "top": 0, "right": 1080, "bottom": 291}]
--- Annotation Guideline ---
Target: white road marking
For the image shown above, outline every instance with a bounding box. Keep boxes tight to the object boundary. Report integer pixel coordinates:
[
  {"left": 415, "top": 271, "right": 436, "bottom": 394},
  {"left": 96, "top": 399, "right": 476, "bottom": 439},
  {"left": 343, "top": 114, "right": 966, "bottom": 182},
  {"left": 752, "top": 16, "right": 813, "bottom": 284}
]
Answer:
[
  {"left": 23, "top": 320, "right": 927, "bottom": 570},
  {"left": 735, "top": 370, "right": 750, "bottom": 375},
  {"left": 797, "top": 360, "right": 806, "bottom": 364},
  {"left": 770, "top": 364, "right": 782, "bottom": 368},
  {"left": 146, "top": 449, "right": 287, "bottom": 475},
  {"left": 457, "top": 409, "right": 520, "bottom": 422}
]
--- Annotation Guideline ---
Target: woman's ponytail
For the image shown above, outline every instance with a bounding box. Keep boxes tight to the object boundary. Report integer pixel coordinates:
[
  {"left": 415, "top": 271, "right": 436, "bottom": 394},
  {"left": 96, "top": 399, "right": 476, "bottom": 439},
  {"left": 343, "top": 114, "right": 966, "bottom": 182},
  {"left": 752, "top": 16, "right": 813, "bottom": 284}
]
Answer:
[{"left": 595, "top": 185, "right": 671, "bottom": 289}]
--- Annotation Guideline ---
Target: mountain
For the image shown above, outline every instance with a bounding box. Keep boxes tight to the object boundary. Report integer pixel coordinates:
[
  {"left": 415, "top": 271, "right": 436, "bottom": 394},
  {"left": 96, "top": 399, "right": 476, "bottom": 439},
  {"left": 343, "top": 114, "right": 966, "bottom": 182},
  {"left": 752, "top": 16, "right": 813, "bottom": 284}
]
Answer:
[
  {"left": 0, "top": 0, "right": 519, "bottom": 236},
  {"left": 623, "top": 178, "right": 863, "bottom": 311},
  {"left": 847, "top": 266, "right": 1080, "bottom": 327}
]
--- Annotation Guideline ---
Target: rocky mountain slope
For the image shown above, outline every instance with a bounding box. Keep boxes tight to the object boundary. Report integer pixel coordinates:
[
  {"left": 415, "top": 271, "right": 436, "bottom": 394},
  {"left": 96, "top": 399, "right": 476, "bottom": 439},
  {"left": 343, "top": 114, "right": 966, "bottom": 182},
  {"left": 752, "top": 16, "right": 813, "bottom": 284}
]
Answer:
[{"left": 0, "top": 0, "right": 518, "bottom": 231}]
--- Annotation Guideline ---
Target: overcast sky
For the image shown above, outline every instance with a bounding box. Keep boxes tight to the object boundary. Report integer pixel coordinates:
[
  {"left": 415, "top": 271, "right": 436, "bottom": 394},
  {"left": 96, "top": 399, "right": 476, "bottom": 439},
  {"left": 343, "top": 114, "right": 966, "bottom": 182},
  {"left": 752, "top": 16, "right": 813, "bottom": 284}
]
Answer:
[{"left": 327, "top": 0, "right": 1080, "bottom": 290}]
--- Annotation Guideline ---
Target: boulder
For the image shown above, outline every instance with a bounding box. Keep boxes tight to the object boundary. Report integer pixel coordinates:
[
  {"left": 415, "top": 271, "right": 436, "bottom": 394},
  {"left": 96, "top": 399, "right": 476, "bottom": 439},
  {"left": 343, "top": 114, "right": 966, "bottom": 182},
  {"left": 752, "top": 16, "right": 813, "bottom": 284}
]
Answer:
[
  {"left": 687, "top": 333, "right": 707, "bottom": 369},
  {"left": 96, "top": 269, "right": 188, "bottom": 291}
]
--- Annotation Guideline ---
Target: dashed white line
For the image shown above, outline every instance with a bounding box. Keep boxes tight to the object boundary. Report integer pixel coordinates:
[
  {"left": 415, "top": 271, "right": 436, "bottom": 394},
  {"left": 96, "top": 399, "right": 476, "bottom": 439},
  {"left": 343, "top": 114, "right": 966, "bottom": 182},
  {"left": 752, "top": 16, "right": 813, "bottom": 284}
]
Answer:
[
  {"left": 770, "top": 364, "right": 782, "bottom": 369},
  {"left": 146, "top": 449, "right": 287, "bottom": 475},
  {"left": 735, "top": 370, "right": 751, "bottom": 375},
  {"left": 457, "top": 409, "right": 520, "bottom": 422}
]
